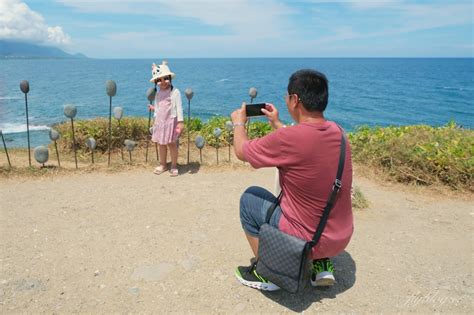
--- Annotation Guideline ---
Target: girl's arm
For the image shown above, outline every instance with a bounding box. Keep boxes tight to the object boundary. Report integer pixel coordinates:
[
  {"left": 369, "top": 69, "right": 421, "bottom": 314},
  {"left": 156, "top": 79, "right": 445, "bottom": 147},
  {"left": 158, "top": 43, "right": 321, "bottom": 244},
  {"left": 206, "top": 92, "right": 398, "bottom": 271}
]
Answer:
[
  {"left": 174, "top": 89, "right": 185, "bottom": 135},
  {"left": 174, "top": 89, "right": 184, "bottom": 122}
]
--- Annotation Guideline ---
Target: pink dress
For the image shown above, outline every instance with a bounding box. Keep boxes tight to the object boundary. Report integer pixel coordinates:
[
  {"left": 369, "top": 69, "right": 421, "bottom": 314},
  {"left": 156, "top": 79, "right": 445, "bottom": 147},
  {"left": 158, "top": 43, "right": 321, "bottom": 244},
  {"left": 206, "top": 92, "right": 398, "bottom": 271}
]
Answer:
[{"left": 151, "top": 88, "right": 178, "bottom": 145}]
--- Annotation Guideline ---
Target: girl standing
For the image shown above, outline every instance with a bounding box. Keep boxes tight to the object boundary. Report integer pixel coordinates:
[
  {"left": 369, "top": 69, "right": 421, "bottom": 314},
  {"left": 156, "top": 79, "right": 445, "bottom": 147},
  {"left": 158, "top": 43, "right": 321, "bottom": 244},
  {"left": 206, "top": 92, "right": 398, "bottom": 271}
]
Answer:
[{"left": 148, "top": 60, "right": 184, "bottom": 176}]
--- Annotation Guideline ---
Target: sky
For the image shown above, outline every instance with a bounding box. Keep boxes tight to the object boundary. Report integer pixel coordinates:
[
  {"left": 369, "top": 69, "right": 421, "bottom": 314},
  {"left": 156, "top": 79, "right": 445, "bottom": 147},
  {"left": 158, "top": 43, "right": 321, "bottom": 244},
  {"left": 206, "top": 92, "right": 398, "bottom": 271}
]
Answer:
[{"left": 0, "top": 0, "right": 473, "bottom": 58}]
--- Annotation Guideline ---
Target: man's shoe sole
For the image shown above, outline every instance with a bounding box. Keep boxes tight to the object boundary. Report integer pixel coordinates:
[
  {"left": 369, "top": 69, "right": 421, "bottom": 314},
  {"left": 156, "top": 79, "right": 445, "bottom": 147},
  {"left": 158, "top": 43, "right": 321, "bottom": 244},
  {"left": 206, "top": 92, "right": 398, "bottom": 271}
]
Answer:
[
  {"left": 234, "top": 270, "right": 280, "bottom": 291},
  {"left": 311, "top": 271, "right": 336, "bottom": 287}
]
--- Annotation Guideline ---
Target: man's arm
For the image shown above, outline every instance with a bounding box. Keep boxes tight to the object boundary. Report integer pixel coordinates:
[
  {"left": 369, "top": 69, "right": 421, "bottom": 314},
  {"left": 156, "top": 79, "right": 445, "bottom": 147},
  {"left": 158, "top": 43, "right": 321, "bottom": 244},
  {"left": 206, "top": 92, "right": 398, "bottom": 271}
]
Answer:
[
  {"left": 233, "top": 124, "right": 248, "bottom": 161},
  {"left": 231, "top": 103, "right": 248, "bottom": 162}
]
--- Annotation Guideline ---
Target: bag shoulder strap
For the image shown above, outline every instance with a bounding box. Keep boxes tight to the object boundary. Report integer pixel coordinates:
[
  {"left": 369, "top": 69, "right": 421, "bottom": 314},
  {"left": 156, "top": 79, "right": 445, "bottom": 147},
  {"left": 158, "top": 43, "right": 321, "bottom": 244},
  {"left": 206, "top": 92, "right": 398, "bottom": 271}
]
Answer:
[
  {"left": 309, "top": 128, "right": 346, "bottom": 248},
  {"left": 265, "top": 190, "right": 283, "bottom": 223}
]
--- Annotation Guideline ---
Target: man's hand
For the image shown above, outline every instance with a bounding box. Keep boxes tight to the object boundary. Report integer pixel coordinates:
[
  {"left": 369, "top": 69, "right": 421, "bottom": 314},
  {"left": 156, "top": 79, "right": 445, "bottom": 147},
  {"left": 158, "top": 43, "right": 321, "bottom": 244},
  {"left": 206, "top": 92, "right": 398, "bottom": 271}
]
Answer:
[
  {"left": 261, "top": 103, "right": 284, "bottom": 129},
  {"left": 231, "top": 102, "right": 248, "bottom": 126},
  {"left": 148, "top": 104, "right": 155, "bottom": 111},
  {"left": 176, "top": 122, "right": 185, "bottom": 137}
]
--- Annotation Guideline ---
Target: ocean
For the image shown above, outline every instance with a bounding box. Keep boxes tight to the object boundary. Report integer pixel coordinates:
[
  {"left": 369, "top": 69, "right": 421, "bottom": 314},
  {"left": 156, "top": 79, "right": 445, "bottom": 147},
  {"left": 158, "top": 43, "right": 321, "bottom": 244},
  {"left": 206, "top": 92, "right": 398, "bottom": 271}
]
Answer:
[{"left": 0, "top": 58, "right": 473, "bottom": 148}]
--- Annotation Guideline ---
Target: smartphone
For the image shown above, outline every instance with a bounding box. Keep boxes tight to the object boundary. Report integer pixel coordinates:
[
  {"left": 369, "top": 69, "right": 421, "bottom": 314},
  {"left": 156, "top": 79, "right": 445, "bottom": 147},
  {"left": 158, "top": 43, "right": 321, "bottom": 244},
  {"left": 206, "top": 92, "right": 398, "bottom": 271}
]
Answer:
[{"left": 245, "top": 103, "right": 266, "bottom": 117}]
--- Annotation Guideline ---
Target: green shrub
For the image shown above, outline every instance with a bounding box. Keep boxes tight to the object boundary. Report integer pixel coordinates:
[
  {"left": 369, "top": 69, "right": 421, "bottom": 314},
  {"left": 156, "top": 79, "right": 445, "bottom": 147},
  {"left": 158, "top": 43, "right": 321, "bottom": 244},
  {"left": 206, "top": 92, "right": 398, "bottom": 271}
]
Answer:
[
  {"left": 348, "top": 122, "right": 473, "bottom": 191},
  {"left": 54, "top": 116, "right": 273, "bottom": 151},
  {"left": 184, "top": 117, "right": 203, "bottom": 133},
  {"left": 55, "top": 117, "right": 149, "bottom": 152},
  {"left": 352, "top": 186, "right": 369, "bottom": 209}
]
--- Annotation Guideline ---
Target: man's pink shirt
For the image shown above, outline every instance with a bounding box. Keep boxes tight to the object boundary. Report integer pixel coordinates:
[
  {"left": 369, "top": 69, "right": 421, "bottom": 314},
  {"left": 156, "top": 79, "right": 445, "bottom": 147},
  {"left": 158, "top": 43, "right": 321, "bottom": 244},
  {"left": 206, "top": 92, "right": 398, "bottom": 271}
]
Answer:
[{"left": 243, "top": 121, "right": 354, "bottom": 259}]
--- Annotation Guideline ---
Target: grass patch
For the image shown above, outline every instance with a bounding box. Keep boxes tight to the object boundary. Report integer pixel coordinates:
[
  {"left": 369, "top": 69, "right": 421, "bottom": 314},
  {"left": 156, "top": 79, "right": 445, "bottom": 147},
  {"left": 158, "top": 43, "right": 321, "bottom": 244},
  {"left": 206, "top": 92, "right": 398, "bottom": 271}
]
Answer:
[
  {"left": 53, "top": 116, "right": 272, "bottom": 152},
  {"left": 352, "top": 186, "right": 369, "bottom": 210},
  {"left": 348, "top": 122, "right": 473, "bottom": 191},
  {"left": 6, "top": 118, "right": 473, "bottom": 192}
]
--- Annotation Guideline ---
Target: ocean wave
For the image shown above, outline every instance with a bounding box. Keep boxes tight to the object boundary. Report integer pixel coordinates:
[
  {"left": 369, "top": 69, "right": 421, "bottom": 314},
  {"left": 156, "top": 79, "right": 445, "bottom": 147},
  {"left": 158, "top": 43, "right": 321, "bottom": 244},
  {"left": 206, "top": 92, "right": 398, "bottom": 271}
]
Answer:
[
  {"left": 0, "top": 96, "right": 22, "bottom": 100},
  {"left": 442, "top": 86, "right": 472, "bottom": 91},
  {"left": 217, "top": 78, "right": 230, "bottom": 82},
  {"left": 0, "top": 123, "right": 50, "bottom": 134}
]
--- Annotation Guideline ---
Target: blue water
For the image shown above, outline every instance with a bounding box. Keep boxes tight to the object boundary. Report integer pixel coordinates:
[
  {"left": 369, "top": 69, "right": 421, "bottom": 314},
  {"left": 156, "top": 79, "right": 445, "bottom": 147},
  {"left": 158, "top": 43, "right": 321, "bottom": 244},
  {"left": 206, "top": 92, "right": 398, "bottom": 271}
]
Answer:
[{"left": 1, "top": 58, "right": 473, "bottom": 148}]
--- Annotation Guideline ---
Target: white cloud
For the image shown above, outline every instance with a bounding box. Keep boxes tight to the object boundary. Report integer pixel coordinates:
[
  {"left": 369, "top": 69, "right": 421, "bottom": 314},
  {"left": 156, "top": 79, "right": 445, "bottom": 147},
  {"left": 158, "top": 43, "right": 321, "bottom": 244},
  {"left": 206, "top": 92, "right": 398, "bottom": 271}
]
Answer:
[
  {"left": 0, "top": 0, "right": 71, "bottom": 45},
  {"left": 56, "top": 0, "right": 473, "bottom": 57},
  {"left": 56, "top": 0, "right": 292, "bottom": 39},
  {"left": 308, "top": 1, "right": 473, "bottom": 46}
]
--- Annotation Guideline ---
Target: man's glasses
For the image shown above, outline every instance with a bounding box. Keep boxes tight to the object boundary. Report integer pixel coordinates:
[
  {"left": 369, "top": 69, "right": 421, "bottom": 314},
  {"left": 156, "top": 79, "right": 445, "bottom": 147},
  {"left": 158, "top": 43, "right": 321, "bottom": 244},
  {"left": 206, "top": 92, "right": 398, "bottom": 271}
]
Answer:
[{"left": 283, "top": 93, "right": 299, "bottom": 101}]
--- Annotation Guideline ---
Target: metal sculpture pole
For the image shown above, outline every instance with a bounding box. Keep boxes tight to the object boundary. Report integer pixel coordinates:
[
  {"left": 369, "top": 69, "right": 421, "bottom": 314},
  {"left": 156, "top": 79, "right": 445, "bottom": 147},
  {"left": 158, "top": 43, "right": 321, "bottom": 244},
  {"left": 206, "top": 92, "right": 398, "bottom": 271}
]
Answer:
[
  {"left": 49, "top": 129, "right": 61, "bottom": 167},
  {"left": 34, "top": 146, "right": 49, "bottom": 168},
  {"left": 106, "top": 80, "right": 117, "bottom": 166},
  {"left": 20, "top": 80, "right": 31, "bottom": 166},
  {"left": 195, "top": 135, "right": 205, "bottom": 164},
  {"left": 64, "top": 104, "right": 78, "bottom": 169},
  {"left": 184, "top": 88, "right": 194, "bottom": 165},
  {"left": 249, "top": 87, "right": 257, "bottom": 104},
  {"left": 225, "top": 121, "right": 233, "bottom": 162},
  {"left": 145, "top": 86, "right": 156, "bottom": 163},
  {"left": 213, "top": 128, "right": 222, "bottom": 165},
  {"left": 113, "top": 106, "right": 124, "bottom": 160},
  {"left": 0, "top": 130, "right": 11, "bottom": 167},
  {"left": 86, "top": 138, "right": 97, "bottom": 164}
]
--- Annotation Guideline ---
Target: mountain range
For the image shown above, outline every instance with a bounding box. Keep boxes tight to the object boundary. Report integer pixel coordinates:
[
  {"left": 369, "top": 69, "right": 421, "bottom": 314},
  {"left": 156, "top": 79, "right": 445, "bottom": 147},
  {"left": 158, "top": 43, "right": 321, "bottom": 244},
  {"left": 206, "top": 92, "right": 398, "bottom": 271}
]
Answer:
[{"left": 0, "top": 40, "right": 87, "bottom": 59}]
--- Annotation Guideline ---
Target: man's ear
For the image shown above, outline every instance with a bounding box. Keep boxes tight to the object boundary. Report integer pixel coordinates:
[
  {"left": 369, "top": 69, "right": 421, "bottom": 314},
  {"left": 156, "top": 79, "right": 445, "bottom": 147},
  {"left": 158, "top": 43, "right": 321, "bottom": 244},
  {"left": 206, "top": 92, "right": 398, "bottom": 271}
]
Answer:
[{"left": 288, "top": 96, "right": 299, "bottom": 111}]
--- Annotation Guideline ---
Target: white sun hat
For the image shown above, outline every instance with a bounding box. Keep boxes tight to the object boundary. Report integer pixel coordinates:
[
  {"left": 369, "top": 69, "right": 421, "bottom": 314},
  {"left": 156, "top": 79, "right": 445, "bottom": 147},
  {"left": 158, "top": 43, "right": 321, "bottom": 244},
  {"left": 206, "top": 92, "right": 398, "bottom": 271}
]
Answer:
[{"left": 150, "top": 60, "right": 175, "bottom": 82}]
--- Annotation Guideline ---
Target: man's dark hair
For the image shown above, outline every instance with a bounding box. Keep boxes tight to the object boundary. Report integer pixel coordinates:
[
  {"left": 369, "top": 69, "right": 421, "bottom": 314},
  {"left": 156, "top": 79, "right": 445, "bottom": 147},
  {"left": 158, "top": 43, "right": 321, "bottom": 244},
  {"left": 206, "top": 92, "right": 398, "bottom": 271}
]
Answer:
[{"left": 287, "top": 69, "right": 329, "bottom": 112}]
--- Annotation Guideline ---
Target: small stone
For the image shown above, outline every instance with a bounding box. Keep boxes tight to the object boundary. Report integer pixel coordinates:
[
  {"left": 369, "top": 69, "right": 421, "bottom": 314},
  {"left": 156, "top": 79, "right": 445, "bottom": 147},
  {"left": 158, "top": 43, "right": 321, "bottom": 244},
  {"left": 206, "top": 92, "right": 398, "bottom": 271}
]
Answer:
[
  {"left": 94, "top": 270, "right": 100, "bottom": 276},
  {"left": 128, "top": 287, "right": 140, "bottom": 295},
  {"left": 99, "top": 284, "right": 106, "bottom": 289}
]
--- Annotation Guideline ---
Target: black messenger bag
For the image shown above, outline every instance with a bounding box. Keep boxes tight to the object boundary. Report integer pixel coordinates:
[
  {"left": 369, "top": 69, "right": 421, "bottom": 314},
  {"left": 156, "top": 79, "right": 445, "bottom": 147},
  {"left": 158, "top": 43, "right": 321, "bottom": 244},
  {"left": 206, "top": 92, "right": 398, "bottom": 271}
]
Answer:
[{"left": 256, "top": 132, "right": 346, "bottom": 293}]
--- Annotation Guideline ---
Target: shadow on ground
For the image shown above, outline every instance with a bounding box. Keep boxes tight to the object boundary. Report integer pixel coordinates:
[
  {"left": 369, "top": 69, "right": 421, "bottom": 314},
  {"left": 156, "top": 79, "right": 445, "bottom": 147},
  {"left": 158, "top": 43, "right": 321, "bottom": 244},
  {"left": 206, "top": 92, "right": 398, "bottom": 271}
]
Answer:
[
  {"left": 261, "top": 251, "right": 356, "bottom": 312},
  {"left": 179, "top": 162, "right": 201, "bottom": 174}
]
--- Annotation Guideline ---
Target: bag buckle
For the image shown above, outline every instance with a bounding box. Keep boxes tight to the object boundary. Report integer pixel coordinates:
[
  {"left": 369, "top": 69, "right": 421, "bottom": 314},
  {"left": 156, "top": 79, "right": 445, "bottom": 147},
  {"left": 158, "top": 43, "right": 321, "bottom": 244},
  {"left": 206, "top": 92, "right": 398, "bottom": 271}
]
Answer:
[{"left": 333, "top": 179, "right": 342, "bottom": 192}]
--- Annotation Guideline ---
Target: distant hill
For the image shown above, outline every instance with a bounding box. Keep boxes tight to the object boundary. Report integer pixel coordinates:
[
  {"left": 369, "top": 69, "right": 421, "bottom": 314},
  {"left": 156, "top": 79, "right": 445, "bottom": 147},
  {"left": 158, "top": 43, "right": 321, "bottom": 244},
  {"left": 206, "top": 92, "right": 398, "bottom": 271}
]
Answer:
[{"left": 0, "top": 40, "right": 87, "bottom": 59}]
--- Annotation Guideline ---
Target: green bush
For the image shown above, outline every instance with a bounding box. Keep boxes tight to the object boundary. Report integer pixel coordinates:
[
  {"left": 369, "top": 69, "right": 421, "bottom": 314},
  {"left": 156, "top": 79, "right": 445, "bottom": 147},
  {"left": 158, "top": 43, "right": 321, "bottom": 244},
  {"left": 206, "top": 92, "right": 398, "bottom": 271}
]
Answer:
[
  {"left": 352, "top": 186, "right": 369, "bottom": 210},
  {"left": 55, "top": 117, "right": 149, "bottom": 152},
  {"left": 186, "top": 116, "right": 273, "bottom": 148},
  {"left": 348, "top": 122, "right": 473, "bottom": 191},
  {"left": 54, "top": 115, "right": 273, "bottom": 152}
]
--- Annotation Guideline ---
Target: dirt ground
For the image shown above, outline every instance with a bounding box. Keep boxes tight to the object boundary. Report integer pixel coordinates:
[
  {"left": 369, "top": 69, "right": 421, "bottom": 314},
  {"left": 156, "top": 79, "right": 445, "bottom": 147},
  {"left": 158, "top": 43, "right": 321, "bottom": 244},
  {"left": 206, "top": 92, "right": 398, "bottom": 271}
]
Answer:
[{"left": 0, "top": 148, "right": 473, "bottom": 313}]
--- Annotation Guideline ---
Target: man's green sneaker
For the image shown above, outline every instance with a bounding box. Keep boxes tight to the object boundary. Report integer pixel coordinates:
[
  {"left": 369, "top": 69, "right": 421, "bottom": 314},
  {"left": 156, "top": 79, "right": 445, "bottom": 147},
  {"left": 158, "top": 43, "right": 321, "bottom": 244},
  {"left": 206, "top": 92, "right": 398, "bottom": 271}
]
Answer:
[
  {"left": 234, "top": 262, "right": 280, "bottom": 291},
  {"left": 311, "top": 258, "right": 336, "bottom": 287}
]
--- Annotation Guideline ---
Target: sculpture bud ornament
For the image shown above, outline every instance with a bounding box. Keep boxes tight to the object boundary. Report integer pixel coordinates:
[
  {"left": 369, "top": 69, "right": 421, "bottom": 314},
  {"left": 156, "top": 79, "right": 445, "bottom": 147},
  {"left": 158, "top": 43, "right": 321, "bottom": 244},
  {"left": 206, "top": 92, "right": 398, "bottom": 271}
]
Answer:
[
  {"left": 49, "top": 129, "right": 60, "bottom": 141},
  {"left": 34, "top": 146, "right": 49, "bottom": 166},
  {"left": 63, "top": 104, "right": 77, "bottom": 119},
  {"left": 113, "top": 106, "right": 123, "bottom": 120},
  {"left": 249, "top": 87, "right": 258, "bottom": 103},
  {"left": 185, "top": 88, "right": 194, "bottom": 101},
  {"left": 195, "top": 135, "right": 205, "bottom": 163},
  {"left": 124, "top": 139, "right": 137, "bottom": 163},
  {"left": 105, "top": 80, "right": 117, "bottom": 97},
  {"left": 20, "top": 80, "right": 30, "bottom": 94}
]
